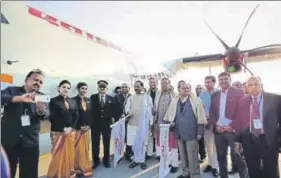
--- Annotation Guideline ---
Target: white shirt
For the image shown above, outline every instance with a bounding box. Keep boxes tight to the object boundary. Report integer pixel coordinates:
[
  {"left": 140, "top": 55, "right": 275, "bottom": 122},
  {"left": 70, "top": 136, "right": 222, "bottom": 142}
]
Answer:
[{"left": 219, "top": 88, "right": 228, "bottom": 119}]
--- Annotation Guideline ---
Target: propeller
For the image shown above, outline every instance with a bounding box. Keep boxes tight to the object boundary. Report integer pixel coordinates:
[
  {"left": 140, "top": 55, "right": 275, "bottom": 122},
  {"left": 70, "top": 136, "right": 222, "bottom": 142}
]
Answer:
[
  {"left": 204, "top": 20, "right": 230, "bottom": 50},
  {"left": 235, "top": 4, "right": 260, "bottom": 47}
]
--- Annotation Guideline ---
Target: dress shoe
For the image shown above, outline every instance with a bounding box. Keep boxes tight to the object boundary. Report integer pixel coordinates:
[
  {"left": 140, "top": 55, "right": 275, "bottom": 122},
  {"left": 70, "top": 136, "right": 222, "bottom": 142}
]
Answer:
[
  {"left": 103, "top": 162, "right": 110, "bottom": 168},
  {"left": 145, "top": 154, "right": 153, "bottom": 160},
  {"left": 212, "top": 168, "right": 219, "bottom": 177},
  {"left": 125, "top": 154, "right": 132, "bottom": 162},
  {"left": 228, "top": 167, "right": 238, "bottom": 174},
  {"left": 203, "top": 165, "right": 212, "bottom": 172},
  {"left": 177, "top": 175, "right": 190, "bottom": 178},
  {"left": 92, "top": 161, "right": 100, "bottom": 169},
  {"left": 170, "top": 166, "right": 178, "bottom": 173}
]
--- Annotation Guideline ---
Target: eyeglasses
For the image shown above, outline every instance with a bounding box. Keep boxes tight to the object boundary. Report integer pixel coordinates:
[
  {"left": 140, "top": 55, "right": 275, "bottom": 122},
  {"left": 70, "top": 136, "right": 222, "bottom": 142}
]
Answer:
[{"left": 99, "top": 85, "right": 106, "bottom": 89}]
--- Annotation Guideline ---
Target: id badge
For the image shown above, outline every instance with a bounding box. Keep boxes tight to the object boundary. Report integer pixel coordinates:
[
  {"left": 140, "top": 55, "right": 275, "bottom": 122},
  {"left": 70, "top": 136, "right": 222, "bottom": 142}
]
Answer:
[
  {"left": 21, "top": 115, "right": 31, "bottom": 126},
  {"left": 253, "top": 119, "right": 262, "bottom": 129}
]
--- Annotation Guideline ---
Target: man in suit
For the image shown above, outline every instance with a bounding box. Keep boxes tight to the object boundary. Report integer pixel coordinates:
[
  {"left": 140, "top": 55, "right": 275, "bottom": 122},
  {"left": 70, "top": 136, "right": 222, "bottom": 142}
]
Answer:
[
  {"left": 90, "top": 80, "right": 118, "bottom": 168},
  {"left": 1, "top": 69, "right": 49, "bottom": 178},
  {"left": 209, "top": 71, "right": 249, "bottom": 178},
  {"left": 114, "top": 83, "right": 132, "bottom": 161},
  {"left": 234, "top": 76, "right": 281, "bottom": 178}
]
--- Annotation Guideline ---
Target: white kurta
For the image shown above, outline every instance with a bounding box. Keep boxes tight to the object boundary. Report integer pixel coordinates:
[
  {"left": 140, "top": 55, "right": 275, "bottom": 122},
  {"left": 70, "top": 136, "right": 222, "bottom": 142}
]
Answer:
[{"left": 125, "top": 93, "right": 153, "bottom": 162}]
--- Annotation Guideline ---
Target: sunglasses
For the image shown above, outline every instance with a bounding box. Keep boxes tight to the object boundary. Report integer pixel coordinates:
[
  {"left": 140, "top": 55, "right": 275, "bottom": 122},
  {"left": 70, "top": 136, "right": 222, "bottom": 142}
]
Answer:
[{"left": 99, "top": 85, "right": 106, "bottom": 89}]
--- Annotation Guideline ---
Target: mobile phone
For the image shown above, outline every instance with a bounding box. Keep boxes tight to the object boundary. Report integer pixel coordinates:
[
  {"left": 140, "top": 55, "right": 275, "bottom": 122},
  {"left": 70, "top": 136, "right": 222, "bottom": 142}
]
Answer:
[{"left": 35, "top": 95, "right": 50, "bottom": 103}]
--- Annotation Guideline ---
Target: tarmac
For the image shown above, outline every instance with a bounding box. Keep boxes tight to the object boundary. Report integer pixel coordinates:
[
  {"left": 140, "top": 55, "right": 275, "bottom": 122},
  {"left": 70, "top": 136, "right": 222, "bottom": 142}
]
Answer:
[{"left": 14, "top": 133, "right": 279, "bottom": 178}]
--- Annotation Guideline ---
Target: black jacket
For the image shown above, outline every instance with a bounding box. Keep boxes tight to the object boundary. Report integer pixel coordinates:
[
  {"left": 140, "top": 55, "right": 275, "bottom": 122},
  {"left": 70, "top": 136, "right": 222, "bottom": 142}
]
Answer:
[
  {"left": 49, "top": 95, "right": 78, "bottom": 132},
  {"left": 72, "top": 95, "right": 92, "bottom": 129},
  {"left": 1, "top": 86, "right": 49, "bottom": 148},
  {"left": 90, "top": 93, "right": 118, "bottom": 128}
]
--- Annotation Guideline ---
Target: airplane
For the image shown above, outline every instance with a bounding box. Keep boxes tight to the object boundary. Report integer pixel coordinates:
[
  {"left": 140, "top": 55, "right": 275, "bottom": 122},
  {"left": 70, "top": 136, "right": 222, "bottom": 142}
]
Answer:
[{"left": 163, "top": 4, "right": 281, "bottom": 75}]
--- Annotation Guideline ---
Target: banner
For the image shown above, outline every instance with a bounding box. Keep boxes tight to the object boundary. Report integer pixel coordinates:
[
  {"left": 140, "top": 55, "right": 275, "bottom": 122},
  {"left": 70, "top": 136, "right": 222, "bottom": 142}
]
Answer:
[
  {"left": 159, "top": 124, "right": 170, "bottom": 178},
  {"left": 110, "top": 117, "right": 126, "bottom": 168}
]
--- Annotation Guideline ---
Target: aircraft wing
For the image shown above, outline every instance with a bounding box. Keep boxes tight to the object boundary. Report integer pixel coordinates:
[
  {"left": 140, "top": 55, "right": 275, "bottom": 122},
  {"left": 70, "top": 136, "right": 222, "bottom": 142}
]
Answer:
[
  {"left": 163, "top": 44, "right": 281, "bottom": 73},
  {"left": 242, "top": 44, "right": 281, "bottom": 63},
  {"left": 163, "top": 53, "right": 225, "bottom": 73}
]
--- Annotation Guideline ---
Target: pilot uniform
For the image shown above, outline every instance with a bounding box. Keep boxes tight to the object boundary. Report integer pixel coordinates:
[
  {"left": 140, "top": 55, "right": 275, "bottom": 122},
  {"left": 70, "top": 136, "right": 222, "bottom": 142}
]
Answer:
[{"left": 90, "top": 80, "right": 118, "bottom": 168}]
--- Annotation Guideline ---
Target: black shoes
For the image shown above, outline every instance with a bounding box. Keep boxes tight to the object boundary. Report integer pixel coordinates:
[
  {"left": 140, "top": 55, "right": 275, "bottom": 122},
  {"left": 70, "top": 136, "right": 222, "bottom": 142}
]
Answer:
[
  {"left": 228, "top": 167, "right": 238, "bottom": 174},
  {"left": 170, "top": 166, "right": 178, "bottom": 173},
  {"left": 203, "top": 165, "right": 219, "bottom": 177},
  {"left": 211, "top": 168, "right": 219, "bottom": 177},
  {"left": 203, "top": 165, "right": 213, "bottom": 172},
  {"left": 92, "top": 161, "right": 100, "bottom": 169},
  {"left": 177, "top": 175, "right": 190, "bottom": 178}
]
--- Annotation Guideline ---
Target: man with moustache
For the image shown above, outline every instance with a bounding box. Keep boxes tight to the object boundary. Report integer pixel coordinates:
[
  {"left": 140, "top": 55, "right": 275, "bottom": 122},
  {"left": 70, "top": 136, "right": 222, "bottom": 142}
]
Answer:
[
  {"left": 209, "top": 72, "right": 249, "bottom": 178},
  {"left": 125, "top": 80, "right": 153, "bottom": 170},
  {"left": 1, "top": 69, "right": 49, "bottom": 178},
  {"left": 147, "top": 77, "right": 161, "bottom": 158},
  {"left": 164, "top": 82, "right": 206, "bottom": 178},
  {"left": 114, "top": 83, "right": 132, "bottom": 161},
  {"left": 90, "top": 80, "right": 118, "bottom": 168},
  {"left": 234, "top": 76, "right": 281, "bottom": 178},
  {"left": 199, "top": 76, "right": 219, "bottom": 177}
]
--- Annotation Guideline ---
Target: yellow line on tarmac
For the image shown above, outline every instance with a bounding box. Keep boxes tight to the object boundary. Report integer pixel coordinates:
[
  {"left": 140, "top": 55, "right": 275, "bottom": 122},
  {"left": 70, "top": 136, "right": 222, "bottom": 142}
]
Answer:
[{"left": 39, "top": 153, "right": 51, "bottom": 160}]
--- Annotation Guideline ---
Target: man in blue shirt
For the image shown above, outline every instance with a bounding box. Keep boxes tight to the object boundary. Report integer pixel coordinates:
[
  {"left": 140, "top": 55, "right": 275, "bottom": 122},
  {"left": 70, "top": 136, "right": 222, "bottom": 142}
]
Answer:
[{"left": 199, "top": 75, "right": 219, "bottom": 177}]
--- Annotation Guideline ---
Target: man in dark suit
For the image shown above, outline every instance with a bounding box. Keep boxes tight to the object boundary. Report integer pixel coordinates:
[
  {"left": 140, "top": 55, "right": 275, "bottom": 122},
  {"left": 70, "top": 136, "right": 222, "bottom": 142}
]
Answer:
[
  {"left": 90, "top": 80, "right": 118, "bottom": 168},
  {"left": 1, "top": 69, "right": 49, "bottom": 178},
  {"left": 234, "top": 76, "right": 281, "bottom": 178},
  {"left": 210, "top": 71, "right": 249, "bottom": 178}
]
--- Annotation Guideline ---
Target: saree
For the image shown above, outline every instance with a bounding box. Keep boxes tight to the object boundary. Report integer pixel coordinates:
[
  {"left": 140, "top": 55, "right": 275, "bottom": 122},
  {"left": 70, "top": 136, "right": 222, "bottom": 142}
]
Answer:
[
  {"left": 1, "top": 146, "right": 10, "bottom": 178},
  {"left": 74, "top": 130, "right": 93, "bottom": 177},
  {"left": 47, "top": 131, "right": 76, "bottom": 178}
]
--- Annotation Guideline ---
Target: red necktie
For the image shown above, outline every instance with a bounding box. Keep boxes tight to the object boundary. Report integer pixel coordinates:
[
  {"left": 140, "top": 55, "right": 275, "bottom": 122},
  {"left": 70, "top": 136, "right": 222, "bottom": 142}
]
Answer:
[{"left": 250, "top": 97, "right": 261, "bottom": 136}]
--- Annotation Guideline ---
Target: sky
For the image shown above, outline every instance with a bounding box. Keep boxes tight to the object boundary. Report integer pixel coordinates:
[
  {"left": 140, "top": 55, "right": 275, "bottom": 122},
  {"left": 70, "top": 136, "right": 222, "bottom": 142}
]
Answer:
[{"left": 20, "top": 1, "right": 281, "bottom": 93}]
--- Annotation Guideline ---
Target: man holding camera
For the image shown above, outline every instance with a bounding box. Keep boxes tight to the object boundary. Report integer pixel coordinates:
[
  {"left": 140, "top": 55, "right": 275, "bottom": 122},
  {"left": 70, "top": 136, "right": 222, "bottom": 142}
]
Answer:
[{"left": 1, "top": 69, "right": 49, "bottom": 178}]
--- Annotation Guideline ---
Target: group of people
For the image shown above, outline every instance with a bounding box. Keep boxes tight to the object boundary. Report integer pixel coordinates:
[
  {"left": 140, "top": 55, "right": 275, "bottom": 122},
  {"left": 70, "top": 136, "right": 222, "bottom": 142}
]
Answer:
[{"left": 1, "top": 68, "right": 281, "bottom": 178}]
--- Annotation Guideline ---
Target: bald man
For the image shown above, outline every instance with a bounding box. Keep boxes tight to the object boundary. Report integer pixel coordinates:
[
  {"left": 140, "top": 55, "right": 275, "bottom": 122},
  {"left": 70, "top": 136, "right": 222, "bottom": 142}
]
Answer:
[{"left": 234, "top": 76, "right": 281, "bottom": 178}]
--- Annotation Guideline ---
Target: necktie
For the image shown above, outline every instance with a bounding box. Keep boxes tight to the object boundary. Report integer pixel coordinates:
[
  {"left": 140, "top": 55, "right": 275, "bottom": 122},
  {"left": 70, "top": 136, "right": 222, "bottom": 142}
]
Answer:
[
  {"left": 250, "top": 97, "right": 261, "bottom": 136},
  {"left": 65, "top": 99, "right": 69, "bottom": 110},
  {"left": 100, "top": 96, "right": 105, "bottom": 107},
  {"left": 81, "top": 99, "right": 87, "bottom": 111}
]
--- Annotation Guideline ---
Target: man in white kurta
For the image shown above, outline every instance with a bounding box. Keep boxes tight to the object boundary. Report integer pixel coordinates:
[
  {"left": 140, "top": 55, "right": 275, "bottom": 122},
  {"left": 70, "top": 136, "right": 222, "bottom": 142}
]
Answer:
[{"left": 125, "top": 80, "right": 153, "bottom": 170}]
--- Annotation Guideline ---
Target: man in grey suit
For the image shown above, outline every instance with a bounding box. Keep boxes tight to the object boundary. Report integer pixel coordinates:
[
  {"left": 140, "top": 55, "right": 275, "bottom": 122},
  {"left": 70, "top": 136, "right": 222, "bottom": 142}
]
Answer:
[{"left": 234, "top": 76, "right": 281, "bottom": 178}]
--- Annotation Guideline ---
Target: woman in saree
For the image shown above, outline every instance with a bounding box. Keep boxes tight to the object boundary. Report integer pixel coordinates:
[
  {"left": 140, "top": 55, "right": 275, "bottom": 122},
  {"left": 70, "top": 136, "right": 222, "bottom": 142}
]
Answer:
[
  {"left": 72, "top": 82, "right": 93, "bottom": 177},
  {"left": 47, "top": 80, "right": 78, "bottom": 178}
]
